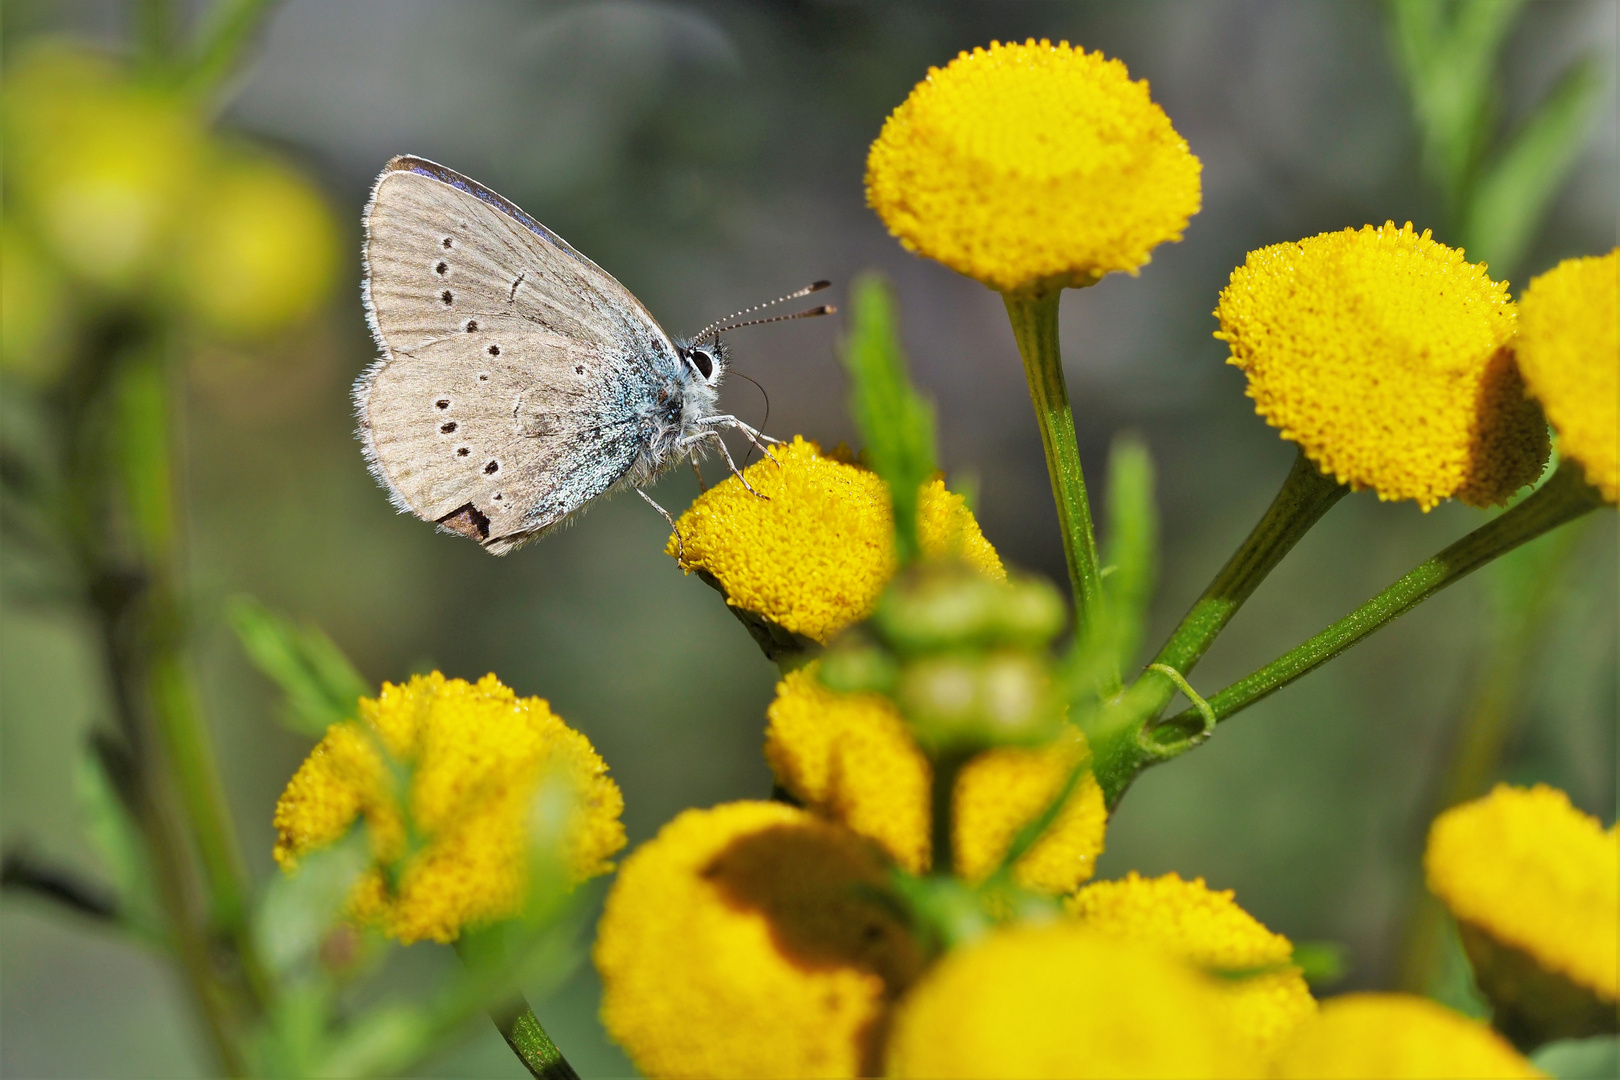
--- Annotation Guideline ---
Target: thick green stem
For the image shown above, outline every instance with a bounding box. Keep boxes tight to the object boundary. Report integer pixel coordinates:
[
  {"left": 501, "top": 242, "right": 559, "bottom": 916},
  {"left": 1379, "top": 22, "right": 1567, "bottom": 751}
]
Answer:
[
  {"left": 1142, "top": 450, "right": 1347, "bottom": 710},
  {"left": 489, "top": 999, "right": 581, "bottom": 1080},
  {"left": 1002, "top": 291, "right": 1104, "bottom": 641},
  {"left": 1148, "top": 462, "right": 1604, "bottom": 744}
]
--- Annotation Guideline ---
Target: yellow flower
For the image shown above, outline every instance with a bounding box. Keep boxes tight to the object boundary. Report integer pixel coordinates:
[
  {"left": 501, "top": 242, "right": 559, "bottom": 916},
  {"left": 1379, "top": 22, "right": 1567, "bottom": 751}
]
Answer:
[
  {"left": 177, "top": 149, "right": 339, "bottom": 338},
  {"left": 766, "top": 664, "right": 1106, "bottom": 892},
  {"left": 594, "top": 801, "right": 925, "bottom": 1079},
  {"left": 671, "top": 437, "right": 1003, "bottom": 644},
  {"left": 1425, "top": 784, "right": 1618, "bottom": 1043},
  {"left": 866, "top": 39, "right": 1201, "bottom": 293},
  {"left": 273, "top": 672, "right": 624, "bottom": 944},
  {"left": 1068, "top": 872, "right": 1316, "bottom": 1056},
  {"left": 1271, "top": 993, "right": 1541, "bottom": 1079},
  {"left": 1216, "top": 222, "right": 1548, "bottom": 510},
  {"left": 886, "top": 922, "right": 1261, "bottom": 1078},
  {"left": 1515, "top": 249, "right": 1619, "bottom": 505}
]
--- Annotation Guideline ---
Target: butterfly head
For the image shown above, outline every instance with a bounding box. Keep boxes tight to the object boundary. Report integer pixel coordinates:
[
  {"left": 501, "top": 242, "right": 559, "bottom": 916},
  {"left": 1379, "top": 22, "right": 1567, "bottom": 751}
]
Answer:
[{"left": 677, "top": 338, "right": 727, "bottom": 389}]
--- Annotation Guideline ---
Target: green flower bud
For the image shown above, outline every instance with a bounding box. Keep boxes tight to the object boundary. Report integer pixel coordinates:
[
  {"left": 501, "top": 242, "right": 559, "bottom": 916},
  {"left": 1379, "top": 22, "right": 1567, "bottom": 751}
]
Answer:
[
  {"left": 819, "top": 633, "right": 901, "bottom": 695},
  {"left": 873, "top": 562, "right": 1004, "bottom": 653},
  {"left": 898, "top": 651, "right": 1062, "bottom": 755},
  {"left": 991, "top": 576, "right": 1067, "bottom": 649}
]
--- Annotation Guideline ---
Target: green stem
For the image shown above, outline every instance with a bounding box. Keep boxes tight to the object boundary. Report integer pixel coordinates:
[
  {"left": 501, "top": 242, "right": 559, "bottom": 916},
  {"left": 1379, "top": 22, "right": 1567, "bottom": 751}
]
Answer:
[
  {"left": 1143, "top": 450, "right": 1347, "bottom": 710},
  {"left": 930, "top": 752, "right": 969, "bottom": 878},
  {"left": 1147, "top": 462, "right": 1604, "bottom": 746},
  {"left": 115, "top": 348, "right": 271, "bottom": 1009},
  {"left": 1002, "top": 291, "right": 1104, "bottom": 642},
  {"left": 488, "top": 999, "right": 582, "bottom": 1080}
]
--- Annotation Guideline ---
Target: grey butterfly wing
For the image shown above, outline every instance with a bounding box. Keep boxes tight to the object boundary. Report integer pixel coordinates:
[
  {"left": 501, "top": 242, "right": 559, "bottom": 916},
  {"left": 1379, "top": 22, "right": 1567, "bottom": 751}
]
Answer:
[{"left": 357, "top": 156, "right": 679, "bottom": 554}]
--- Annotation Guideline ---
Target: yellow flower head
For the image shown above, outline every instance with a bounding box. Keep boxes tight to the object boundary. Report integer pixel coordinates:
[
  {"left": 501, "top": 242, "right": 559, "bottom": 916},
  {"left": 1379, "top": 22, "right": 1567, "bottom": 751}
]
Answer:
[
  {"left": 1426, "top": 784, "right": 1618, "bottom": 1007},
  {"left": 886, "top": 923, "right": 1261, "bottom": 1078},
  {"left": 671, "top": 437, "right": 1003, "bottom": 644},
  {"left": 1515, "top": 249, "right": 1620, "bottom": 504},
  {"left": 1272, "top": 993, "right": 1541, "bottom": 1079},
  {"left": 1216, "top": 222, "right": 1548, "bottom": 509},
  {"left": 867, "top": 39, "right": 1201, "bottom": 293},
  {"left": 273, "top": 672, "right": 624, "bottom": 944},
  {"left": 1067, "top": 872, "right": 1316, "bottom": 1056},
  {"left": 765, "top": 664, "right": 1106, "bottom": 892},
  {"left": 594, "top": 801, "right": 925, "bottom": 1079}
]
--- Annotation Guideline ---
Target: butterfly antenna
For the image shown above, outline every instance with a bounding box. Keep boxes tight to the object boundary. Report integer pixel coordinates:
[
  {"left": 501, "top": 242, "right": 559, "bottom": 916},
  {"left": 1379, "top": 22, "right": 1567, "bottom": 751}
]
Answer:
[
  {"left": 706, "top": 304, "right": 836, "bottom": 340},
  {"left": 693, "top": 281, "right": 831, "bottom": 343}
]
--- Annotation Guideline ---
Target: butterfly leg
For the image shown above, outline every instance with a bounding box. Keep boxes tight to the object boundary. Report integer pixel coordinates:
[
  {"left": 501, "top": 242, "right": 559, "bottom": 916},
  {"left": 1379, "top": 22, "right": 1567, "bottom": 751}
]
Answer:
[
  {"left": 637, "top": 488, "right": 685, "bottom": 560},
  {"left": 697, "top": 414, "right": 782, "bottom": 466},
  {"left": 691, "top": 459, "right": 708, "bottom": 492},
  {"left": 681, "top": 430, "right": 768, "bottom": 499}
]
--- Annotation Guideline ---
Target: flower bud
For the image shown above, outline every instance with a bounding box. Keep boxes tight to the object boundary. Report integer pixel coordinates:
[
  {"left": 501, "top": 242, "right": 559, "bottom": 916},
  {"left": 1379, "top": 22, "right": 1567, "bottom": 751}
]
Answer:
[
  {"left": 898, "top": 651, "right": 1062, "bottom": 755},
  {"left": 818, "top": 633, "right": 900, "bottom": 695}
]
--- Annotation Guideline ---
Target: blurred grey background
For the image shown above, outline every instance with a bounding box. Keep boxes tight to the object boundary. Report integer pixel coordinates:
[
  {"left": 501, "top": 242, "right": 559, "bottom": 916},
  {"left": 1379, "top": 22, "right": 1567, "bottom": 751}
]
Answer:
[{"left": 3, "top": 1, "right": 1615, "bottom": 1076}]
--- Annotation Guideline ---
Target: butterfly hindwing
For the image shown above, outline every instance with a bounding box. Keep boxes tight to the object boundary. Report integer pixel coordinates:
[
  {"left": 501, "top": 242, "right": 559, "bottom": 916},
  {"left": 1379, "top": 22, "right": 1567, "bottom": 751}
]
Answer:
[{"left": 357, "top": 157, "right": 679, "bottom": 552}]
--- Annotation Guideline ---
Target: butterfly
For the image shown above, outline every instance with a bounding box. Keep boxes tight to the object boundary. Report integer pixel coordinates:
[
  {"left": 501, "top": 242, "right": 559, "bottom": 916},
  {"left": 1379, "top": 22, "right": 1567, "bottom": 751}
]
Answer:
[{"left": 356, "top": 155, "right": 830, "bottom": 554}]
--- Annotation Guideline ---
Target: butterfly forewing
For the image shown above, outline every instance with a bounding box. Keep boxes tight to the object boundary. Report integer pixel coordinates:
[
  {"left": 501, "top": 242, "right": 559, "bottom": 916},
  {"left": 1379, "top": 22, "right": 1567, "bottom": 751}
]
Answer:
[{"left": 358, "top": 157, "right": 678, "bottom": 552}]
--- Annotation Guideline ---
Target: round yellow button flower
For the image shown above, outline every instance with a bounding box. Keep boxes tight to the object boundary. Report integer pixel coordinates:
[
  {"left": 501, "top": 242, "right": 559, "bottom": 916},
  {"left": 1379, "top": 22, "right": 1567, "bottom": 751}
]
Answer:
[
  {"left": 1426, "top": 784, "right": 1617, "bottom": 1043},
  {"left": 867, "top": 39, "right": 1201, "bottom": 293},
  {"left": 1515, "top": 249, "right": 1619, "bottom": 505},
  {"left": 886, "top": 922, "right": 1260, "bottom": 1078},
  {"left": 671, "top": 437, "right": 1003, "bottom": 644},
  {"left": 1272, "top": 993, "right": 1540, "bottom": 1079},
  {"left": 594, "top": 801, "right": 925, "bottom": 1079},
  {"left": 273, "top": 672, "right": 624, "bottom": 944},
  {"left": 1216, "top": 222, "right": 1548, "bottom": 510},
  {"left": 1067, "top": 871, "right": 1316, "bottom": 1056},
  {"left": 766, "top": 664, "right": 1106, "bottom": 892}
]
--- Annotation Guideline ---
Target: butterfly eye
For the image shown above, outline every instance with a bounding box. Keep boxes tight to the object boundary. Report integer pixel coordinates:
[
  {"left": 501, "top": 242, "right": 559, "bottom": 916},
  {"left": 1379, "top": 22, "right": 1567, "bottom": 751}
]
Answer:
[{"left": 688, "top": 348, "right": 714, "bottom": 381}]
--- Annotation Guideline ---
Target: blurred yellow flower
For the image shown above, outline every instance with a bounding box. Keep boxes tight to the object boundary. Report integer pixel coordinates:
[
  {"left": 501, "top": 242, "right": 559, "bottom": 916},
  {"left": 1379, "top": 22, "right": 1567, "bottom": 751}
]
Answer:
[
  {"left": 1271, "top": 993, "right": 1541, "bottom": 1079},
  {"left": 867, "top": 39, "right": 1201, "bottom": 293},
  {"left": 273, "top": 672, "right": 624, "bottom": 944},
  {"left": 3, "top": 46, "right": 203, "bottom": 293},
  {"left": 177, "top": 149, "right": 340, "bottom": 338},
  {"left": 1426, "top": 783, "right": 1617, "bottom": 1040},
  {"left": 886, "top": 923, "right": 1260, "bottom": 1078},
  {"left": 1516, "top": 249, "right": 1619, "bottom": 505},
  {"left": 671, "top": 437, "right": 1003, "bottom": 643},
  {"left": 766, "top": 663, "right": 1106, "bottom": 891},
  {"left": 594, "top": 801, "right": 924, "bottom": 1079},
  {"left": 1216, "top": 222, "right": 1548, "bottom": 510},
  {"left": 1068, "top": 871, "right": 1315, "bottom": 1056}
]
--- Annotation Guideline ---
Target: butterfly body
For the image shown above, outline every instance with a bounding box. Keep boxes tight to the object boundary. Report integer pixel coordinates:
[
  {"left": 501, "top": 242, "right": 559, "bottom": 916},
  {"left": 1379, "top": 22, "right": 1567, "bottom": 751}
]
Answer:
[{"left": 356, "top": 155, "right": 729, "bottom": 554}]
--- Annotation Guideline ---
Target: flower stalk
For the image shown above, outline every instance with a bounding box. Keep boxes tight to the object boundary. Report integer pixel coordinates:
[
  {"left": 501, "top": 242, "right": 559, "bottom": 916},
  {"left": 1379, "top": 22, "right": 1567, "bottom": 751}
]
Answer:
[
  {"left": 1147, "top": 461, "right": 1604, "bottom": 746},
  {"left": 1002, "top": 291, "right": 1104, "bottom": 640},
  {"left": 1141, "top": 450, "right": 1348, "bottom": 711},
  {"left": 489, "top": 998, "right": 581, "bottom": 1080}
]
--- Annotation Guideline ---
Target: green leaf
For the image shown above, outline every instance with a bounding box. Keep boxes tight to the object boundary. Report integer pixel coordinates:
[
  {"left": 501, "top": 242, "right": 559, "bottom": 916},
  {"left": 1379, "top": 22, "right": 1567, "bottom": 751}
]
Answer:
[
  {"left": 74, "top": 738, "right": 165, "bottom": 942},
  {"left": 1099, "top": 433, "right": 1157, "bottom": 674},
  {"left": 1463, "top": 55, "right": 1605, "bottom": 275},
  {"left": 227, "top": 595, "right": 371, "bottom": 736},
  {"left": 1387, "top": 0, "right": 1528, "bottom": 210},
  {"left": 254, "top": 826, "right": 370, "bottom": 978},
  {"left": 1532, "top": 1036, "right": 1620, "bottom": 1080},
  {"left": 842, "top": 274, "right": 937, "bottom": 564}
]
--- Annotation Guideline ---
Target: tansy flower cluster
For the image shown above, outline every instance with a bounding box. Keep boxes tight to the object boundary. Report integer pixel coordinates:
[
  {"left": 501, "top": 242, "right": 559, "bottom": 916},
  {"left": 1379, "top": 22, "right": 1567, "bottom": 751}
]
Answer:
[
  {"left": 670, "top": 437, "right": 1002, "bottom": 645},
  {"left": 866, "top": 39, "right": 1201, "bottom": 293},
  {"left": 1216, "top": 222, "right": 1548, "bottom": 510},
  {"left": 273, "top": 672, "right": 624, "bottom": 944},
  {"left": 1515, "top": 248, "right": 1620, "bottom": 505}
]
